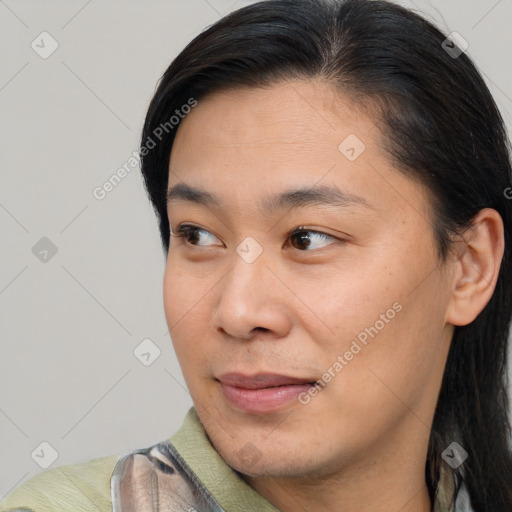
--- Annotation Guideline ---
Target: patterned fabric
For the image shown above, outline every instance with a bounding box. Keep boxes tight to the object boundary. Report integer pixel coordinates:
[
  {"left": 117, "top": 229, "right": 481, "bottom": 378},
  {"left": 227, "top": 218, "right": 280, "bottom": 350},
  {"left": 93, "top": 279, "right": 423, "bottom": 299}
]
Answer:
[{"left": 111, "top": 440, "right": 225, "bottom": 511}]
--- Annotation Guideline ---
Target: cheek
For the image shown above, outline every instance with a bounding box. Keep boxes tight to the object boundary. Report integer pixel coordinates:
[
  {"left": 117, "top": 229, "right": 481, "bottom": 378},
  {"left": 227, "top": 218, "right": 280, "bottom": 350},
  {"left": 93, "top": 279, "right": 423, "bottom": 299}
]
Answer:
[
  {"left": 298, "top": 256, "right": 401, "bottom": 344},
  {"left": 321, "top": 274, "right": 448, "bottom": 430},
  {"left": 163, "top": 260, "right": 211, "bottom": 369},
  {"left": 163, "top": 256, "right": 211, "bottom": 327},
  {"left": 309, "top": 246, "right": 447, "bottom": 400}
]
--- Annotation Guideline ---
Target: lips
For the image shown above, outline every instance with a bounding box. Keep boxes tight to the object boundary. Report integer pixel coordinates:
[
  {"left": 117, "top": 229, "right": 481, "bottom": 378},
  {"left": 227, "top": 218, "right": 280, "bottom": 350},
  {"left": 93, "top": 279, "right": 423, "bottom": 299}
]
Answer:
[
  {"left": 218, "top": 372, "right": 315, "bottom": 389},
  {"left": 217, "top": 372, "right": 317, "bottom": 413}
]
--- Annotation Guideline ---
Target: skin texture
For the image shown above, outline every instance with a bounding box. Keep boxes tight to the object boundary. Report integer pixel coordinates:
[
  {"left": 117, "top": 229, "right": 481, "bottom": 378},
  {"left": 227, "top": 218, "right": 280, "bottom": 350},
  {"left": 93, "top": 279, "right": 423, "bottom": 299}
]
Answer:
[{"left": 163, "top": 80, "right": 504, "bottom": 512}]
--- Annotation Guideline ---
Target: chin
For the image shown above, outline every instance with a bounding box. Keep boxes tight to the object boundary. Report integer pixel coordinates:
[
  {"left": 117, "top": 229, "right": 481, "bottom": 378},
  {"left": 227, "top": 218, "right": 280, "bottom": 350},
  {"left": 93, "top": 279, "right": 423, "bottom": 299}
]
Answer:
[
  {"left": 230, "top": 449, "right": 340, "bottom": 480},
  {"left": 213, "top": 430, "right": 329, "bottom": 478}
]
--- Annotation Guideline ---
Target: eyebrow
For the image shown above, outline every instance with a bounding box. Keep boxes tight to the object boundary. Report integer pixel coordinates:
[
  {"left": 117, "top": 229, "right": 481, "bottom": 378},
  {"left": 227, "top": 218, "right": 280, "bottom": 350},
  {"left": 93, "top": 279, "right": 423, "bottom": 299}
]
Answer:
[{"left": 166, "top": 182, "right": 375, "bottom": 214}]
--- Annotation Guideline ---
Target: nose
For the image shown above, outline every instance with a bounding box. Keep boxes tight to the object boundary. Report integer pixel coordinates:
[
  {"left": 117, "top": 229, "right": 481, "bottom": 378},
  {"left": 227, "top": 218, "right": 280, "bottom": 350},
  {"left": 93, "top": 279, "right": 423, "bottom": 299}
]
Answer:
[{"left": 211, "top": 251, "right": 292, "bottom": 341}]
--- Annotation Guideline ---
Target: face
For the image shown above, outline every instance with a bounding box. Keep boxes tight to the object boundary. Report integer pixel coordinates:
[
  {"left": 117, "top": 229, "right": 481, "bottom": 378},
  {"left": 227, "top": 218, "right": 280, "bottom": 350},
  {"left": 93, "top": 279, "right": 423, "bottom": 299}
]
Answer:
[{"left": 163, "top": 80, "right": 455, "bottom": 481}]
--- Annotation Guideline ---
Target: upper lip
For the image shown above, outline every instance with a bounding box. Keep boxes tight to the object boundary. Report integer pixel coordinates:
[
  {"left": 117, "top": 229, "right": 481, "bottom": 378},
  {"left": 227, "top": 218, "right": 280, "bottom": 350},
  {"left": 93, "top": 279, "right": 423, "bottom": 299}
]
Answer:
[{"left": 217, "top": 372, "right": 316, "bottom": 389}]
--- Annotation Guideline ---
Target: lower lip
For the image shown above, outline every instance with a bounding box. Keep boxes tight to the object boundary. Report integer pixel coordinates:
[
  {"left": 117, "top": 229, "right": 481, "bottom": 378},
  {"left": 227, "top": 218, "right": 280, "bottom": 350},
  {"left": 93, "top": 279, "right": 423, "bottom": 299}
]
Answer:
[{"left": 219, "top": 382, "right": 314, "bottom": 413}]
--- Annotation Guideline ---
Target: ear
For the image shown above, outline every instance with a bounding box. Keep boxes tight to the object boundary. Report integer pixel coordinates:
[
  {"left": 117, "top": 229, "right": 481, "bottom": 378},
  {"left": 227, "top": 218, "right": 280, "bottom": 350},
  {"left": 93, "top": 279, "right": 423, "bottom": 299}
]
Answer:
[{"left": 446, "top": 208, "right": 505, "bottom": 326}]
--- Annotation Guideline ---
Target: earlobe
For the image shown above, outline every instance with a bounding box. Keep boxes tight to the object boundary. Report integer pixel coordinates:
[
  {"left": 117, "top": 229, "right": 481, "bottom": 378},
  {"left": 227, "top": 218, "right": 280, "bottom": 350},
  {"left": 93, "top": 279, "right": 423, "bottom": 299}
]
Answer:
[{"left": 446, "top": 208, "right": 505, "bottom": 326}]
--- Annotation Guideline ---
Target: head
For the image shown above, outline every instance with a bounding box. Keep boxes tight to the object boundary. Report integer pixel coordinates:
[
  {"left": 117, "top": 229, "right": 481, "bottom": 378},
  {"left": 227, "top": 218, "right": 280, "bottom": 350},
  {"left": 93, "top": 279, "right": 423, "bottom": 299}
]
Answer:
[{"left": 139, "top": 0, "right": 512, "bottom": 510}]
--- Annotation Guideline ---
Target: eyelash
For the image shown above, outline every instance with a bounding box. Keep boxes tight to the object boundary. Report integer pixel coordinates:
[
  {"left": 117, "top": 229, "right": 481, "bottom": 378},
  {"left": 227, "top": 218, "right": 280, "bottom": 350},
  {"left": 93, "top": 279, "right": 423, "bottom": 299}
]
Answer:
[{"left": 170, "top": 223, "right": 341, "bottom": 252}]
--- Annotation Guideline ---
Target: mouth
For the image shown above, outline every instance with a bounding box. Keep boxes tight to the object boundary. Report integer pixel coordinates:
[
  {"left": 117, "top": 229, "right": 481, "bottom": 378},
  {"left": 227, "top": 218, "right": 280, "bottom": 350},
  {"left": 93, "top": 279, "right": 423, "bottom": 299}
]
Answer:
[{"left": 216, "top": 372, "right": 318, "bottom": 413}]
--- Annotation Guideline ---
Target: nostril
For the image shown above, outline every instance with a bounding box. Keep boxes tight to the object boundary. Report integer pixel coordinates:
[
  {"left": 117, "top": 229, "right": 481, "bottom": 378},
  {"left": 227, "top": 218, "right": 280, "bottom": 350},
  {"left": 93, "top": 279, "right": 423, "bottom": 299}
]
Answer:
[{"left": 253, "top": 327, "right": 270, "bottom": 333}]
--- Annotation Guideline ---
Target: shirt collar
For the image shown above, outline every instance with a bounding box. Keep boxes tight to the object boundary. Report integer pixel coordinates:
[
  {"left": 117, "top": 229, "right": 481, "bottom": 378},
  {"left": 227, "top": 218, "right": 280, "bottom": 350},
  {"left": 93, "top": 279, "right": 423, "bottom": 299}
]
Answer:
[{"left": 169, "top": 407, "right": 281, "bottom": 511}]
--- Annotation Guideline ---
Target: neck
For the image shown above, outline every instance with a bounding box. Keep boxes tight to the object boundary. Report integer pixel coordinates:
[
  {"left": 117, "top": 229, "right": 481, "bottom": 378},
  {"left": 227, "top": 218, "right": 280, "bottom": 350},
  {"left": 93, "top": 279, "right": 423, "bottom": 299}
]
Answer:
[{"left": 244, "top": 420, "right": 433, "bottom": 512}]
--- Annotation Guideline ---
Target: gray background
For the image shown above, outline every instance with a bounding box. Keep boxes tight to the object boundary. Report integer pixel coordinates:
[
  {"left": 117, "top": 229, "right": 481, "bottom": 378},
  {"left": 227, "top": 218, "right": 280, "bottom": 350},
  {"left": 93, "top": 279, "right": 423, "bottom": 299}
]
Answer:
[{"left": 1, "top": 0, "right": 511, "bottom": 498}]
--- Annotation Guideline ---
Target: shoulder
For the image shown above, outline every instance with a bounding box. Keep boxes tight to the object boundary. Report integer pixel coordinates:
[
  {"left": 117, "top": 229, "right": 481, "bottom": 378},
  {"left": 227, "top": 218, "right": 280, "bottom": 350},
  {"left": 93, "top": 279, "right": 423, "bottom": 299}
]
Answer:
[{"left": 0, "top": 454, "right": 121, "bottom": 512}]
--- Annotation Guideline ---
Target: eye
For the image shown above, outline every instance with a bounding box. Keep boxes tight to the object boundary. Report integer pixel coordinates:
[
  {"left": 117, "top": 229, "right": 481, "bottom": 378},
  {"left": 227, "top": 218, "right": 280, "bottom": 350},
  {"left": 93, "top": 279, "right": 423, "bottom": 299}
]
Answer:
[
  {"left": 171, "top": 224, "right": 340, "bottom": 251},
  {"left": 171, "top": 224, "right": 222, "bottom": 247},
  {"left": 287, "top": 226, "right": 338, "bottom": 251}
]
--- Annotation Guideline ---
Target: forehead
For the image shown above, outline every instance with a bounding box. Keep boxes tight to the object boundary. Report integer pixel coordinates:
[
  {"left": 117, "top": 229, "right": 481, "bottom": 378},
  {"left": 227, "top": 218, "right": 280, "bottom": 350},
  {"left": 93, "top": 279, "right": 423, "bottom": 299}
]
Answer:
[
  {"left": 172, "top": 80, "right": 373, "bottom": 152},
  {"left": 167, "top": 79, "right": 432, "bottom": 223},
  {"left": 169, "top": 80, "right": 375, "bottom": 183}
]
